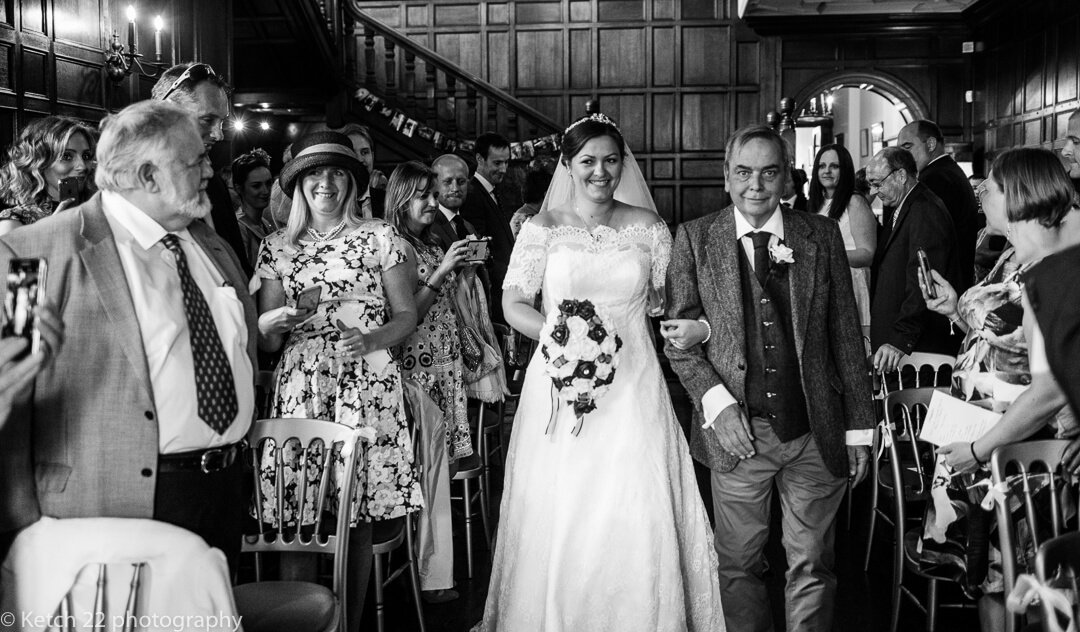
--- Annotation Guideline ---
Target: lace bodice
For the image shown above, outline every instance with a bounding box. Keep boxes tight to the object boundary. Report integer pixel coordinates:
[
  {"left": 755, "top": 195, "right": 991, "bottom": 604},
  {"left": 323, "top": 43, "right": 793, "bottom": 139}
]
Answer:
[{"left": 503, "top": 221, "right": 671, "bottom": 330}]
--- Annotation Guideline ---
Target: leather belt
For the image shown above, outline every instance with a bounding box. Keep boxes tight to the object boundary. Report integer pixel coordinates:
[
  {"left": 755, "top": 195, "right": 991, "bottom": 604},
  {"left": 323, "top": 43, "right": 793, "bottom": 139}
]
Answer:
[{"left": 158, "top": 441, "right": 244, "bottom": 474}]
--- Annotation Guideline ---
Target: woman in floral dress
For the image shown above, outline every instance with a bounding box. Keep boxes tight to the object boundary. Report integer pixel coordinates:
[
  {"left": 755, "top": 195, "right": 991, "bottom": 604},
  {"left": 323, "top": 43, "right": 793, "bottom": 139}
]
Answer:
[{"left": 253, "top": 131, "right": 422, "bottom": 630}]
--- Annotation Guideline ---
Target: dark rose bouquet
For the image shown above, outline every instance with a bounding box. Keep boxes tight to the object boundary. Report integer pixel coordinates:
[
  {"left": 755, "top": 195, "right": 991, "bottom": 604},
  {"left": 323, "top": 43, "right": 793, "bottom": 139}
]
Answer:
[{"left": 539, "top": 299, "right": 623, "bottom": 435}]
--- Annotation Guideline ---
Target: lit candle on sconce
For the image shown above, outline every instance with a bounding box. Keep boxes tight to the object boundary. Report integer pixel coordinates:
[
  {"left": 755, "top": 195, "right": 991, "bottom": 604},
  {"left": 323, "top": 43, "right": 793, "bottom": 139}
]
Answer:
[
  {"left": 153, "top": 16, "right": 163, "bottom": 61},
  {"left": 126, "top": 5, "right": 137, "bottom": 54}
]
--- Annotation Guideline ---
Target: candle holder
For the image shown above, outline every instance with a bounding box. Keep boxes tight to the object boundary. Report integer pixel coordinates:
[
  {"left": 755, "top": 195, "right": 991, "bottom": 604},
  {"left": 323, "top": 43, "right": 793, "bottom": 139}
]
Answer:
[{"left": 104, "top": 9, "right": 167, "bottom": 84}]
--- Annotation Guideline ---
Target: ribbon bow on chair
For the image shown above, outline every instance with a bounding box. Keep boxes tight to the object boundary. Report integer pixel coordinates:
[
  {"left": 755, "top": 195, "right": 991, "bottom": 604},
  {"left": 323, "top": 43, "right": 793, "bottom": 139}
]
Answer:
[
  {"left": 975, "top": 479, "right": 1010, "bottom": 511},
  {"left": 1007, "top": 574, "right": 1077, "bottom": 632}
]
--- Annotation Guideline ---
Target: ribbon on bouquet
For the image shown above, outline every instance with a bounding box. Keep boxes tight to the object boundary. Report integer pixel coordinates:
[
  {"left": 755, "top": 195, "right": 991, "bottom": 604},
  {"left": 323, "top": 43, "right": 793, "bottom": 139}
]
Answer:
[
  {"left": 544, "top": 385, "right": 586, "bottom": 436},
  {"left": 1007, "top": 574, "right": 1077, "bottom": 632}
]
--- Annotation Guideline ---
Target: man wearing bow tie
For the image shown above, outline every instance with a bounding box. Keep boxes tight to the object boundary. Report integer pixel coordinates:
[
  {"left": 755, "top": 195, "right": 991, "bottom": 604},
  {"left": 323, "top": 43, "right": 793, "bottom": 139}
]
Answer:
[{"left": 665, "top": 124, "right": 874, "bottom": 631}]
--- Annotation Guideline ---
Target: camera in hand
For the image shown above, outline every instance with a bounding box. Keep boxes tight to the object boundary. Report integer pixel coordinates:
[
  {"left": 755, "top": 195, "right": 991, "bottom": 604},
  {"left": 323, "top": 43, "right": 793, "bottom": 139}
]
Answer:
[
  {"left": 465, "top": 239, "right": 491, "bottom": 262},
  {"left": 2, "top": 258, "right": 48, "bottom": 357}
]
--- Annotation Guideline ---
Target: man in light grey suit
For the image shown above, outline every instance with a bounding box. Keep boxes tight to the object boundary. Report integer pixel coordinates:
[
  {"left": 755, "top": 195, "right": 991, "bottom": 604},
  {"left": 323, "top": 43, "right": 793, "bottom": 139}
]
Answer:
[
  {"left": 0, "top": 100, "right": 257, "bottom": 571},
  {"left": 664, "top": 124, "right": 874, "bottom": 631}
]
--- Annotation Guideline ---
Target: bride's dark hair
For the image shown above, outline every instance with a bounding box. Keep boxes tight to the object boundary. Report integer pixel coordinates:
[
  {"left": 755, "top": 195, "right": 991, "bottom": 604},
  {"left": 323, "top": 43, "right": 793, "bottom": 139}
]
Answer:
[{"left": 560, "top": 114, "right": 626, "bottom": 163}]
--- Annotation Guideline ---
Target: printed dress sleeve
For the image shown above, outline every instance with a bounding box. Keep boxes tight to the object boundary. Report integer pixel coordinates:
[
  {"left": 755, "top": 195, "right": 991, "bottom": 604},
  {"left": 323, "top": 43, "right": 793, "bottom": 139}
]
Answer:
[
  {"left": 378, "top": 222, "right": 409, "bottom": 271},
  {"left": 502, "top": 220, "right": 548, "bottom": 297},
  {"left": 649, "top": 221, "right": 673, "bottom": 291}
]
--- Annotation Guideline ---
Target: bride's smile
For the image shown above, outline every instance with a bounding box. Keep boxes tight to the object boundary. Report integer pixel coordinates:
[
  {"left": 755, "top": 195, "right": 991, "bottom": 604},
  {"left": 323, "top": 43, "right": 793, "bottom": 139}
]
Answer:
[{"left": 570, "top": 136, "right": 624, "bottom": 201}]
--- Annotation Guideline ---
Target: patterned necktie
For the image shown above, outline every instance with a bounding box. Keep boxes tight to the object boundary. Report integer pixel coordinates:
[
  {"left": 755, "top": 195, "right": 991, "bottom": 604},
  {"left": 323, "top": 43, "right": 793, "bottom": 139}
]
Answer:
[
  {"left": 750, "top": 231, "right": 771, "bottom": 287},
  {"left": 162, "top": 234, "right": 238, "bottom": 434},
  {"left": 451, "top": 215, "right": 468, "bottom": 240}
]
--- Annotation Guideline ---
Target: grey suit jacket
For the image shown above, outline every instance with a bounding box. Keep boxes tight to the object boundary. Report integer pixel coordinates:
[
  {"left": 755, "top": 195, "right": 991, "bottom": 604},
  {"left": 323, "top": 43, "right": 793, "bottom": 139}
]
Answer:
[
  {"left": 0, "top": 194, "right": 258, "bottom": 532},
  {"left": 664, "top": 206, "right": 874, "bottom": 478}
]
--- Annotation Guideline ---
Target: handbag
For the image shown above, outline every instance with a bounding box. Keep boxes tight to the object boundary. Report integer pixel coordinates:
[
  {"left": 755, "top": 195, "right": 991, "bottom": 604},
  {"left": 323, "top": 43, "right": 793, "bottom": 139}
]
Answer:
[{"left": 459, "top": 323, "right": 485, "bottom": 373}]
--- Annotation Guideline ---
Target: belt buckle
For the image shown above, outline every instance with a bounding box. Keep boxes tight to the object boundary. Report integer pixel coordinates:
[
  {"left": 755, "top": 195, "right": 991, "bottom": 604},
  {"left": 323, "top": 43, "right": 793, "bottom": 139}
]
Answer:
[{"left": 200, "top": 446, "right": 232, "bottom": 474}]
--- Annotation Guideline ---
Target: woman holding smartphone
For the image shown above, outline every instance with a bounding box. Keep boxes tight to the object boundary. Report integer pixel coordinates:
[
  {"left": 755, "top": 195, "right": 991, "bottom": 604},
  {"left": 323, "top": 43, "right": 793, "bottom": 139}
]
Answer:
[
  {"left": 252, "top": 131, "right": 421, "bottom": 631},
  {"left": 0, "top": 117, "right": 96, "bottom": 236},
  {"left": 918, "top": 147, "right": 1080, "bottom": 631}
]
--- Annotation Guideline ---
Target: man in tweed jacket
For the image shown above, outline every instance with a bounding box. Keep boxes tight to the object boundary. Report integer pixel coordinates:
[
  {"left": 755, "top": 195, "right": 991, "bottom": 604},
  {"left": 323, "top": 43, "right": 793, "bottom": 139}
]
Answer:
[{"left": 664, "top": 124, "right": 874, "bottom": 631}]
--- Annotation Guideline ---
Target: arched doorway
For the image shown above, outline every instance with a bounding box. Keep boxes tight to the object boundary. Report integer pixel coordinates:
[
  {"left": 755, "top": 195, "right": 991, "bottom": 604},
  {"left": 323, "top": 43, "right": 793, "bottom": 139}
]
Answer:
[{"left": 789, "top": 71, "right": 928, "bottom": 172}]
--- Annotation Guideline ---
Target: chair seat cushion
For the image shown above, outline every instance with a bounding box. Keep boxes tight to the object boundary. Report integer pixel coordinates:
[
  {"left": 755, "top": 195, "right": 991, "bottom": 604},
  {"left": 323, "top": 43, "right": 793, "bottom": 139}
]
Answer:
[{"left": 234, "top": 581, "right": 337, "bottom": 632}]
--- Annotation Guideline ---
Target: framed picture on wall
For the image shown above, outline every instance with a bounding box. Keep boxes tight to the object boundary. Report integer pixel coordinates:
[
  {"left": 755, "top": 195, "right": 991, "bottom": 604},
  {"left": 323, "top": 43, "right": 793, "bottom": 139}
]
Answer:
[
  {"left": 860, "top": 129, "right": 869, "bottom": 157},
  {"left": 870, "top": 122, "right": 884, "bottom": 155}
]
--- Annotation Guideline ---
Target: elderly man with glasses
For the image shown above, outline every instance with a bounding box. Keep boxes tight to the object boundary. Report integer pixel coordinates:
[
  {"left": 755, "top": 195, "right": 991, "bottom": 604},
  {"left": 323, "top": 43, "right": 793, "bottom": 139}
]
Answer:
[
  {"left": 151, "top": 62, "right": 252, "bottom": 277},
  {"left": 866, "top": 146, "right": 962, "bottom": 373}
]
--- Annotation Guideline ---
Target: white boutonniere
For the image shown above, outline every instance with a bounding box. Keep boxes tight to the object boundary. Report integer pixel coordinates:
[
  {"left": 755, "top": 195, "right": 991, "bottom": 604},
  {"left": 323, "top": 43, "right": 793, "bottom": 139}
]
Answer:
[{"left": 769, "top": 242, "right": 795, "bottom": 266}]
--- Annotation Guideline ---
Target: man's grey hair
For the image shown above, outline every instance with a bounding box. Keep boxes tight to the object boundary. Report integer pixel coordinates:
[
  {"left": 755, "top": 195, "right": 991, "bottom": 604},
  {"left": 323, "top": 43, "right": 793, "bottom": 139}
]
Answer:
[
  {"left": 95, "top": 101, "right": 200, "bottom": 192},
  {"left": 150, "top": 62, "right": 232, "bottom": 105},
  {"left": 723, "top": 124, "right": 792, "bottom": 185},
  {"left": 877, "top": 147, "right": 918, "bottom": 180}
]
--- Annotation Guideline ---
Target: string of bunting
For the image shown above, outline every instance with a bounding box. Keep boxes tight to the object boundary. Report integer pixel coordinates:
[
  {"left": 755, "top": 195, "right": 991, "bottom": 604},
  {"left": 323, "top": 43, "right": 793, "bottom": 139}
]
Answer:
[{"left": 354, "top": 88, "right": 561, "bottom": 159}]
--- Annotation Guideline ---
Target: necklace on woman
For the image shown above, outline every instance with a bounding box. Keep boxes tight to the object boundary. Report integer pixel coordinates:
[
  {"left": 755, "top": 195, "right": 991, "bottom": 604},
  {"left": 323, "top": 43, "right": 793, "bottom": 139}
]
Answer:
[
  {"left": 306, "top": 217, "right": 348, "bottom": 242},
  {"left": 574, "top": 203, "right": 615, "bottom": 233}
]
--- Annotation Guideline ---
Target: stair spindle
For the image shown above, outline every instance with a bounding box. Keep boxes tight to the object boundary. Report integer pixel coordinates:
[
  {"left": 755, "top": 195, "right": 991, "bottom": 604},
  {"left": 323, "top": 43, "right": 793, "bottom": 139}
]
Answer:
[
  {"left": 486, "top": 98, "right": 498, "bottom": 136},
  {"left": 363, "top": 26, "right": 376, "bottom": 90},
  {"left": 446, "top": 75, "right": 458, "bottom": 138},
  {"left": 404, "top": 51, "right": 417, "bottom": 113},
  {"left": 384, "top": 39, "right": 397, "bottom": 101},
  {"left": 426, "top": 65, "right": 438, "bottom": 127},
  {"left": 466, "top": 87, "right": 478, "bottom": 138}
]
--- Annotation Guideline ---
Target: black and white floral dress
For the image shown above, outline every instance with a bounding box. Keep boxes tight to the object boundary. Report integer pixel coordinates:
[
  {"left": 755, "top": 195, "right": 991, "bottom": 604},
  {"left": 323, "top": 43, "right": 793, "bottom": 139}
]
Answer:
[{"left": 255, "top": 221, "right": 423, "bottom": 524}]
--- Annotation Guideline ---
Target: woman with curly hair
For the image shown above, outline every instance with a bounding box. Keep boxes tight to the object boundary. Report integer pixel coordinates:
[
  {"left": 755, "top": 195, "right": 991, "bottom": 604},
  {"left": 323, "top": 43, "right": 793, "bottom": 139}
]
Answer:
[{"left": 0, "top": 116, "right": 96, "bottom": 236}]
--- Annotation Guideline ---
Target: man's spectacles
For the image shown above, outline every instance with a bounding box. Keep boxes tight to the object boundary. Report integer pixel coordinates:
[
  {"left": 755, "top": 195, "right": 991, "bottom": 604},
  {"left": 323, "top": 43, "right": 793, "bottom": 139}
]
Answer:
[
  {"left": 729, "top": 168, "right": 782, "bottom": 183},
  {"left": 867, "top": 168, "right": 900, "bottom": 190},
  {"left": 160, "top": 63, "right": 218, "bottom": 101}
]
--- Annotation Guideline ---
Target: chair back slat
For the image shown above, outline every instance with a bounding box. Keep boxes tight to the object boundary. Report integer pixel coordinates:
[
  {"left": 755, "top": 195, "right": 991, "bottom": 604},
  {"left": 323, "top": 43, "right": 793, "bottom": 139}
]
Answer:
[
  {"left": 882, "top": 387, "right": 942, "bottom": 496},
  {"left": 1037, "top": 531, "right": 1080, "bottom": 632},
  {"left": 122, "top": 563, "right": 143, "bottom": 632},
  {"left": 991, "top": 439, "right": 1074, "bottom": 632}
]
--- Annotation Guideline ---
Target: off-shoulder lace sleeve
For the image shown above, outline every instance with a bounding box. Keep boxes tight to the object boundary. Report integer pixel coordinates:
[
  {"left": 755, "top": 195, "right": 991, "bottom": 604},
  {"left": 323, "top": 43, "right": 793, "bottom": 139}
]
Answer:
[
  {"left": 502, "top": 220, "right": 548, "bottom": 296},
  {"left": 650, "top": 222, "right": 673, "bottom": 290}
]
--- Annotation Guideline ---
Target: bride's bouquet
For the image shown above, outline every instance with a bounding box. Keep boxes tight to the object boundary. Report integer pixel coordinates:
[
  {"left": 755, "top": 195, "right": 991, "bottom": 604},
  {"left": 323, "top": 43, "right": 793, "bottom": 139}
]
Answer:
[{"left": 539, "top": 299, "right": 623, "bottom": 435}]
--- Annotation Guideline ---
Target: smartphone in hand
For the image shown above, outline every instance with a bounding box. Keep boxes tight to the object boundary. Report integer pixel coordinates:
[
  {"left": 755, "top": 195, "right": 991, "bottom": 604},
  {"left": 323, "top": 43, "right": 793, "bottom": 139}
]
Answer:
[
  {"left": 296, "top": 286, "right": 322, "bottom": 312},
  {"left": 2, "top": 258, "right": 48, "bottom": 357},
  {"left": 916, "top": 248, "right": 937, "bottom": 299},
  {"left": 58, "top": 176, "right": 80, "bottom": 203}
]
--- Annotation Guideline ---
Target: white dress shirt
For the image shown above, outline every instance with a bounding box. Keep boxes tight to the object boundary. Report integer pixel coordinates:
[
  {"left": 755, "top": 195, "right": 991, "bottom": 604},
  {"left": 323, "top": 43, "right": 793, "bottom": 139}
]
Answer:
[
  {"left": 700, "top": 206, "right": 871, "bottom": 446},
  {"left": 101, "top": 191, "right": 254, "bottom": 453},
  {"left": 439, "top": 203, "right": 461, "bottom": 225}
]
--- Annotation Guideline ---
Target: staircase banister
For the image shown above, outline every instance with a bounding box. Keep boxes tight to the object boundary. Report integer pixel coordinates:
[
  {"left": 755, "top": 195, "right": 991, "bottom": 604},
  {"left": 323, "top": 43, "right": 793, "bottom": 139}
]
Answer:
[{"left": 346, "top": 2, "right": 562, "bottom": 135}]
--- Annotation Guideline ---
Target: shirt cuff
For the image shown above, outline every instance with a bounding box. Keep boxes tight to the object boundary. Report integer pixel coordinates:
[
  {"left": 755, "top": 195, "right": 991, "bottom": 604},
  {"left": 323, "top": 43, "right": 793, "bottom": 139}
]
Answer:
[
  {"left": 846, "top": 429, "right": 874, "bottom": 446},
  {"left": 701, "top": 384, "right": 737, "bottom": 429}
]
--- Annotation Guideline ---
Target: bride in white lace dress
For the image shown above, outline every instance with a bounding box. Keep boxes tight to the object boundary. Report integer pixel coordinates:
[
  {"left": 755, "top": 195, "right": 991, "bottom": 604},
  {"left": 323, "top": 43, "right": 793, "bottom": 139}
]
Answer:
[{"left": 476, "top": 114, "right": 725, "bottom": 631}]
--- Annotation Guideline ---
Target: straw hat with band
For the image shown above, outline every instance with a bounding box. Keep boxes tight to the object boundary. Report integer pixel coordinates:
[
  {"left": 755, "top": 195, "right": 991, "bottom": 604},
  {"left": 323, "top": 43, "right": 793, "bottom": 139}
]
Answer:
[{"left": 278, "top": 131, "right": 369, "bottom": 195}]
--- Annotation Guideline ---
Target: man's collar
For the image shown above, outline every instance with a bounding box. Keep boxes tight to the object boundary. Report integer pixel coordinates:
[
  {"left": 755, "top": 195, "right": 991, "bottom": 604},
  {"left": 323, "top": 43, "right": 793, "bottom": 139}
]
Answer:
[
  {"left": 927, "top": 154, "right": 949, "bottom": 168},
  {"left": 439, "top": 204, "right": 459, "bottom": 221},
  {"left": 474, "top": 172, "right": 495, "bottom": 194},
  {"left": 101, "top": 190, "right": 191, "bottom": 250},
  {"left": 894, "top": 183, "right": 917, "bottom": 211},
  {"left": 734, "top": 205, "right": 785, "bottom": 240}
]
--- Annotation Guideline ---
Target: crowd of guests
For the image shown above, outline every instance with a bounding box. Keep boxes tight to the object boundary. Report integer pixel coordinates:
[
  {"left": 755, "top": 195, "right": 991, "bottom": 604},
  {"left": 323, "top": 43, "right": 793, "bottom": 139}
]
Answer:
[{"left": 1, "top": 56, "right": 1080, "bottom": 631}]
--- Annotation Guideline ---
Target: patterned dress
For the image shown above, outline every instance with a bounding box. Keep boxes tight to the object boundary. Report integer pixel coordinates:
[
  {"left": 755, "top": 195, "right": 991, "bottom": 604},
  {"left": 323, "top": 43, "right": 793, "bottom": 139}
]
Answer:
[
  {"left": 254, "top": 221, "right": 423, "bottom": 525},
  {"left": 398, "top": 241, "right": 472, "bottom": 462},
  {"left": 0, "top": 199, "right": 57, "bottom": 227}
]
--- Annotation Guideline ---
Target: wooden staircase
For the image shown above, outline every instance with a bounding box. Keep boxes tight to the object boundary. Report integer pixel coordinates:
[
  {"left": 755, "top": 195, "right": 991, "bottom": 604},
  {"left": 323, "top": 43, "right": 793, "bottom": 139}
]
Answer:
[{"left": 307, "top": 0, "right": 563, "bottom": 157}]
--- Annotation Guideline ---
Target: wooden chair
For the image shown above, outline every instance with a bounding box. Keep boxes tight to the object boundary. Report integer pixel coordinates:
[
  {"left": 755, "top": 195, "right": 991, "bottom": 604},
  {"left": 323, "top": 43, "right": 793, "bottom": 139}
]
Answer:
[
  {"left": 1036, "top": 531, "right": 1080, "bottom": 632},
  {"left": 234, "top": 419, "right": 368, "bottom": 632},
  {"left": 1, "top": 517, "right": 238, "bottom": 632},
  {"left": 991, "top": 440, "right": 1075, "bottom": 632},
  {"left": 370, "top": 413, "right": 425, "bottom": 632},
  {"left": 865, "top": 386, "right": 946, "bottom": 571},
  {"left": 881, "top": 421, "right": 976, "bottom": 632},
  {"left": 451, "top": 450, "right": 492, "bottom": 578}
]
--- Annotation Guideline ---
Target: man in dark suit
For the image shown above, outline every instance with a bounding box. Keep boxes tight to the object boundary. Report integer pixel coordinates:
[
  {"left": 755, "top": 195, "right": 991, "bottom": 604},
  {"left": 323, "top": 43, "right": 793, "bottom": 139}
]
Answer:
[
  {"left": 898, "top": 120, "right": 978, "bottom": 292},
  {"left": 0, "top": 101, "right": 257, "bottom": 571},
  {"left": 665, "top": 125, "right": 874, "bottom": 631},
  {"left": 430, "top": 154, "right": 479, "bottom": 250},
  {"left": 153, "top": 62, "right": 252, "bottom": 277},
  {"left": 1062, "top": 109, "right": 1080, "bottom": 192},
  {"left": 460, "top": 133, "right": 514, "bottom": 323},
  {"left": 867, "top": 147, "right": 962, "bottom": 373}
]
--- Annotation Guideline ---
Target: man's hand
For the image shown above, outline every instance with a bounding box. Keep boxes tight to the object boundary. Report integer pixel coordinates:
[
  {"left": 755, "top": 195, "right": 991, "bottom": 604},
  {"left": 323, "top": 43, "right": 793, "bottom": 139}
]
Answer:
[
  {"left": 1062, "top": 437, "right": 1080, "bottom": 477},
  {"left": 872, "top": 343, "right": 905, "bottom": 373},
  {"left": 847, "top": 445, "right": 870, "bottom": 486},
  {"left": 711, "top": 403, "right": 755, "bottom": 460}
]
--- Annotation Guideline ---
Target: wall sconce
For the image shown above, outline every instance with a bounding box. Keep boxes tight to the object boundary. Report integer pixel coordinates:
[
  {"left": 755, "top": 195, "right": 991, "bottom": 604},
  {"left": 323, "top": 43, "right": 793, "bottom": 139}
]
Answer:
[{"left": 104, "top": 5, "right": 167, "bottom": 83}]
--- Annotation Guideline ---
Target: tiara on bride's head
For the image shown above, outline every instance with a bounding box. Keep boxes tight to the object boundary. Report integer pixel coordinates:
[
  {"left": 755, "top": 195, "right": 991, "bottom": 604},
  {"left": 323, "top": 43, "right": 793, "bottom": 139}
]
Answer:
[{"left": 564, "top": 113, "right": 620, "bottom": 135}]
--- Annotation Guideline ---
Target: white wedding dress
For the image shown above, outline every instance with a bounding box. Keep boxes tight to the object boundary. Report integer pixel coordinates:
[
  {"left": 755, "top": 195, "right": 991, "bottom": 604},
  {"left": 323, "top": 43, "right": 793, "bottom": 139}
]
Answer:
[{"left": 477, "top": 220, "right": 726, "bottom": 632}]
